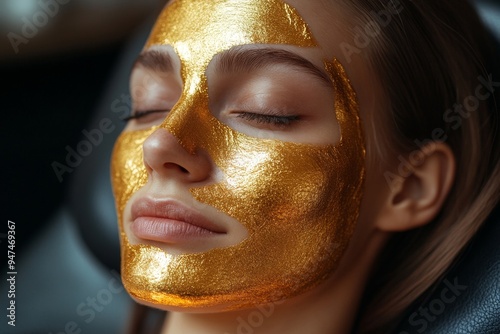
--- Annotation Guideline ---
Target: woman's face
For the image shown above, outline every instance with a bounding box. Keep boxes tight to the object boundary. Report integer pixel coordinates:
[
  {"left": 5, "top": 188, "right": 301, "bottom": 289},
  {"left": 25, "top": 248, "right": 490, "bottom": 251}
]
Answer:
[{"left": 111, "top": 0, "right": 368, "bottom": 312}]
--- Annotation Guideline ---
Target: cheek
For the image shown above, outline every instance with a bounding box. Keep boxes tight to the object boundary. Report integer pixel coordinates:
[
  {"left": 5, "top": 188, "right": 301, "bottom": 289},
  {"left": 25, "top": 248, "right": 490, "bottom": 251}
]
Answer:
[
  {"left": 191, "top": 139, "right": 341, "bottom": 232},
  {"left": 111, "top": 128, "right": 155, "bottom": 228}
]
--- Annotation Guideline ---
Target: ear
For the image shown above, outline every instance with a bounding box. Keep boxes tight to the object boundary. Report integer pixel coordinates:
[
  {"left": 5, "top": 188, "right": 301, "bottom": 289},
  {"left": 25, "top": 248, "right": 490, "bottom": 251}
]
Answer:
[{"left": 376, "top": 142, "right": 456, "bottom": 232}]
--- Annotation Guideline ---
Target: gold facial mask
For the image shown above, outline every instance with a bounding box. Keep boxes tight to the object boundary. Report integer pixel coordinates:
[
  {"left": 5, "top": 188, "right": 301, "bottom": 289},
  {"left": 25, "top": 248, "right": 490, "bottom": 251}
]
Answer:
[{"left": 111, "top": 0, "right": 365, "bottom": 310}]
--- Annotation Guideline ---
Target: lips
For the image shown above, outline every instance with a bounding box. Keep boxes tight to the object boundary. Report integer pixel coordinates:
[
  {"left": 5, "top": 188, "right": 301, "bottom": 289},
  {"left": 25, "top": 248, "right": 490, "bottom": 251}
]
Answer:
[{"left": 130, "top": 198, "right": 226, "bottom": 243}]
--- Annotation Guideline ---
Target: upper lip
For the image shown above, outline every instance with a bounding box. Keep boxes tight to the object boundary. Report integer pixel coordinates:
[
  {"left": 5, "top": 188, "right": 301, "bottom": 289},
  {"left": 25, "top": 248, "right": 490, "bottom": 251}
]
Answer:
[{"left": 131, "top": 197, "right": 226, "bottom": 234}]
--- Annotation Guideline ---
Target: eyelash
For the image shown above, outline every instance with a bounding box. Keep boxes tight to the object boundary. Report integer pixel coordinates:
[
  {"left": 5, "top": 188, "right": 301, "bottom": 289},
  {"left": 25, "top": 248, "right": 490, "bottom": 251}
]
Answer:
[
  {"left": 236, "top": 112, "right": 299, "bottom": 127},
  {"left": 122, "top": 109, "right": 299, "bottom": 128},
  {"left": 122, "top": 110, "right": 169, "bottom": 122}
]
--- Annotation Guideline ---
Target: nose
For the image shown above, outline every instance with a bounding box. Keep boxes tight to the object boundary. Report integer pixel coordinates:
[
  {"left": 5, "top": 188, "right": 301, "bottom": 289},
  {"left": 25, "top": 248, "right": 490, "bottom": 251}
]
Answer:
[{"left": 143, "top": 128, "right": 212, "bottom": 183}]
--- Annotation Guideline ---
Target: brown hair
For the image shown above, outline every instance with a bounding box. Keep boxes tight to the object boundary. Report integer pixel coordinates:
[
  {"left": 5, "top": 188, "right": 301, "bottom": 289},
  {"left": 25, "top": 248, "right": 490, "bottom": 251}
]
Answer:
[{"left": 336, "top": 0, "right": 500, "bottom": 332}]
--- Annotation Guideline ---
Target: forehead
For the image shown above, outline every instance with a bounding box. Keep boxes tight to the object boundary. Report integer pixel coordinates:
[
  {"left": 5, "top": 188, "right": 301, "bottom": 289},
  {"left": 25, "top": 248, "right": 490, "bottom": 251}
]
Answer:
[{"left": 145, "top": 0, "right": 318, "bottom": 67}]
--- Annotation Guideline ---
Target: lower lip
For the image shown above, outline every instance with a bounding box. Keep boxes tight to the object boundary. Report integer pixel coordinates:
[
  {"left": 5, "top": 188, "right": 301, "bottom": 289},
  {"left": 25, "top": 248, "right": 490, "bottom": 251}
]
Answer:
[{"left": 131, "top": 217, "right": 219, "bottom": 243}]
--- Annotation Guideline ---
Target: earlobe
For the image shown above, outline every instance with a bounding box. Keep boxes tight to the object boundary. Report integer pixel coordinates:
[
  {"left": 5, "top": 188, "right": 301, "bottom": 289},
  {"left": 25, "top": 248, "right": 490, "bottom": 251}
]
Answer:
[{"left": 376, "top": 142, "right": 456, "bottom": 232}]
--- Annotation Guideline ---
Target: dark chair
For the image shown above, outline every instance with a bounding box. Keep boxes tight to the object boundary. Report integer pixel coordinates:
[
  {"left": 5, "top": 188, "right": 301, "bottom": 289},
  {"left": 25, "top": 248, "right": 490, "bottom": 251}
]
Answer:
[{"left": 391, "top": 207, "right": 500, "bottom": 333}]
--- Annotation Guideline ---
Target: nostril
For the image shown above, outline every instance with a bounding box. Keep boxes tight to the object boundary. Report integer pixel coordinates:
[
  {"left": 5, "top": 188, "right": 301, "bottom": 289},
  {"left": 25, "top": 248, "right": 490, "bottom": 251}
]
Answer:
[{"left": 162, "top": 162, "right": 189, "bottom": 173}]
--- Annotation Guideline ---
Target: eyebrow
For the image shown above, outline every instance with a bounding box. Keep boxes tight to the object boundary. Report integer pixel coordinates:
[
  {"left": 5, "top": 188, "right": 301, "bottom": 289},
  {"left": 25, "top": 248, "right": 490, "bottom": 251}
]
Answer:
[
  {"left": 133, "top": 50, "right": 173, "bottom": 72},
  {"left": 215, "top": 47, "right": 332, "bottom": 87}
]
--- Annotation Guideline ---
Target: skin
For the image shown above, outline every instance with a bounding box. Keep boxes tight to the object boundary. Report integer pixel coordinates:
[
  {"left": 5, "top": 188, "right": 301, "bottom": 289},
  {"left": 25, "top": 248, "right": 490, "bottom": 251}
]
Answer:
[{"left": 123, "top": 0, "right": 457, "bottom": 333}]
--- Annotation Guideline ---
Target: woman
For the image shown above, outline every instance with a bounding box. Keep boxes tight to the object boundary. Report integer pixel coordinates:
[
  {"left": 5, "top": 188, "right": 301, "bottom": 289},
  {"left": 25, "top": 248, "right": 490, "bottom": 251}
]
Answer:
[{"left": 111, "top": 0, "right": 500, "bottom": 333}]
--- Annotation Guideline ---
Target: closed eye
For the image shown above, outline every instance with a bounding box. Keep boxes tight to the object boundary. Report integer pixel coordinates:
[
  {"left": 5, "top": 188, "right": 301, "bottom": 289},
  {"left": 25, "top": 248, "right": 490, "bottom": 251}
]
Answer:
[{"left": 236, "top": 112, "right": 300, "bottom": 128}]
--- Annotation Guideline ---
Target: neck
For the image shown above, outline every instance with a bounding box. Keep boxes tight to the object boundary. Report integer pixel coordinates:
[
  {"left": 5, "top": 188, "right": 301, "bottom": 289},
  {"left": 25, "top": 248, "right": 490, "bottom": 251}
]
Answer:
[{"left": 161, "top": 262, "right": 371, "bottom": 334}]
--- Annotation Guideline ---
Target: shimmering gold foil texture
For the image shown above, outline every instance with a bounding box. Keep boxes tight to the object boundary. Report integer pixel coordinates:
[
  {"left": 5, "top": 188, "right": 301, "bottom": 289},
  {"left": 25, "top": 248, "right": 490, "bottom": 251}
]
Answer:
[{"left": 111, "top": 0, "right": 366, "bottom": 310}]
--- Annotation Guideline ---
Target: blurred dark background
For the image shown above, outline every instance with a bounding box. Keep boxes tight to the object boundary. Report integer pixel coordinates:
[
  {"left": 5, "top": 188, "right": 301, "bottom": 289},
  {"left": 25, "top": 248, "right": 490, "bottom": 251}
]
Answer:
[{"left": 1, "top": 0, "right": 164, "bottom": 258}]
